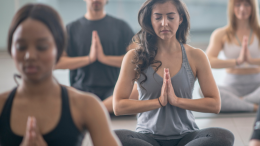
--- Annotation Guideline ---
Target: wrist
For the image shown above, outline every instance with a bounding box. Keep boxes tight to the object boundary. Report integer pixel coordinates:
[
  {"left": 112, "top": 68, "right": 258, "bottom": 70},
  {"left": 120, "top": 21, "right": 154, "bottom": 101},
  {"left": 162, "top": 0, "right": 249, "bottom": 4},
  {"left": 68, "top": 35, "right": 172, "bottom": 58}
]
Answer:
[
  {"left": 87, "top": 56, "right": 92, "bottom": 64},
  {"left": 174, "top": 97, "right": 181, "bottom": 107},
  {"left": 247, "top": 58, "right": 254, "bottom": 64},
  {"left": 99, "top": 55, "right": 107, "bottom": 63},
  {"left": 155, "top": 97, "right": 164, "bottom": 108},
  {"left": 235, "top": 59, "right": 241, "bottom": 66},
  {"left": 158, "top": 97, "right": 164, "bottom": 107}
]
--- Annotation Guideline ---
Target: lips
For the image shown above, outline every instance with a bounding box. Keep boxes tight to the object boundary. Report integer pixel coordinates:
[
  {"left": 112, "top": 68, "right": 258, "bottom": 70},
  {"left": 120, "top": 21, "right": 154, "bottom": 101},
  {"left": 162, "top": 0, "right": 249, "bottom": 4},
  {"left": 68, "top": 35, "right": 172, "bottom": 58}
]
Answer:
[
  {"left": 161, "top": 30, "right": 170, "bottom": 33},
  {"left": 24, "top": 66, "right": 39, "bottom": 74},
  {"left": 93, "top": 2, "right": 101, "bottom": 6}
]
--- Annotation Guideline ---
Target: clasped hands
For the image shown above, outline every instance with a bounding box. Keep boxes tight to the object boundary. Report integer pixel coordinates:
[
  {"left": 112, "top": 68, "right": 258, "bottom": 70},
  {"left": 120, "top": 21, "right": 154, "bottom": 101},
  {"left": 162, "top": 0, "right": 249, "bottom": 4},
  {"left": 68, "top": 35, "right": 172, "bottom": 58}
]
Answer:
[
  {"left": 237, "top": 36, "right": 253, "bottom": 65},
  {"left": 88, "top": 30, "right": 106, "bottom": 64},
  {"left": 159, "top": 68, "right": 179, "bottom": 107},
  {"left": 20, "top": 117, "right": 47, "bottom": 146}
]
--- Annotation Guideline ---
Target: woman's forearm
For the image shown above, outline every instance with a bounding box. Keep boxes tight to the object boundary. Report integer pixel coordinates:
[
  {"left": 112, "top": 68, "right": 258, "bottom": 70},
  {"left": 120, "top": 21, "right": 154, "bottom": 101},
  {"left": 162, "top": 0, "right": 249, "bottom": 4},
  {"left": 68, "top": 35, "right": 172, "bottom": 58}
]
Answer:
[
  {"left": 249, "top": 58, "right": 260, "bottom": 66},
  {"left": 209, "top": 57, "right": 236, "bottom": 69},
  {"left": 177, "top": 97, "right": 221, "bottom": 114},
  {"left": 114, "top": 98, "right": 161, "bottom": 116}
]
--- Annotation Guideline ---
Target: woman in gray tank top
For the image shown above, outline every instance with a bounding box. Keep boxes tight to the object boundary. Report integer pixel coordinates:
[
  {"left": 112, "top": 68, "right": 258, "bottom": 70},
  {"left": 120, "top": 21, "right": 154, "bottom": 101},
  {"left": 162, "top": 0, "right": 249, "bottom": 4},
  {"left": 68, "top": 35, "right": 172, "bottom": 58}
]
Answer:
[{"left": 113, "top": 0, "right": 234, "bottom": 146}]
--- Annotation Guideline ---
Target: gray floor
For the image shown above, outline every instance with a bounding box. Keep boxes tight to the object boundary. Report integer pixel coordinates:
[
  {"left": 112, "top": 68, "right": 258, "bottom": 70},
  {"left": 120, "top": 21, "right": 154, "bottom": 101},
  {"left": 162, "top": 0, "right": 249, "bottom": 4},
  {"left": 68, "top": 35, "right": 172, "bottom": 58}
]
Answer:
[{"left": 0, "top": 50, "right": 256, "bottom": 146}]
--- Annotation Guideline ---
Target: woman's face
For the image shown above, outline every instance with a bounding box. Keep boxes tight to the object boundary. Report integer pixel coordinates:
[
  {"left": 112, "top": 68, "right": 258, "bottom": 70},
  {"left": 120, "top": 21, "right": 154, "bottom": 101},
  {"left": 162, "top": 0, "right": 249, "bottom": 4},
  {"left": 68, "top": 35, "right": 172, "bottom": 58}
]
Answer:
[
  {"left": 151, "top": 1, "right": 182, "bottom": 40},
  {"left": 234, "top": 0, "right": 252, "bottom": 20},
  {"left": 11, "top": 18, "right": 57, "bottom": 82}
]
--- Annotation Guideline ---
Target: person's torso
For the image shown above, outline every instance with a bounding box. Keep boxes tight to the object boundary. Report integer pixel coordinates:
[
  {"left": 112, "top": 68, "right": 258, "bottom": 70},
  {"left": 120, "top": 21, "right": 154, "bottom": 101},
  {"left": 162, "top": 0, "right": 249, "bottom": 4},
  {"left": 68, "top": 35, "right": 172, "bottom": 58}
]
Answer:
[
  {"left": 223, "top": 35, "right": 260, "bottom": 74},
  {"left": 0, "top": 86, "right": 84, "bottom": 146},
  {"left": 68, "top": 15, "right": 132, "bottom": 88},
  {"left": 136, "top": 43, "right": 199, "bottom": 140}
]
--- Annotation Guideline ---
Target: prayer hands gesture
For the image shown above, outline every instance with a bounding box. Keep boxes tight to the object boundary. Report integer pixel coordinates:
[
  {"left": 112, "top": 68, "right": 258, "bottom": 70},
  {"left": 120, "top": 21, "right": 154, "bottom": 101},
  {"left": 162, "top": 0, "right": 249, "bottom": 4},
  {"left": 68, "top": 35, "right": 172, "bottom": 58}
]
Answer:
[
  {"left": 237, "top": 36, "right": 253, "bottom": 65},
  {"left": 20, "top": 117, "right": 47, "bottom": 146},
  {"left": 159, "top": 68, "right": 179, "bottom": 107},
  {"left": 89, "top": 30, "right": 106, "bottom": 63}
]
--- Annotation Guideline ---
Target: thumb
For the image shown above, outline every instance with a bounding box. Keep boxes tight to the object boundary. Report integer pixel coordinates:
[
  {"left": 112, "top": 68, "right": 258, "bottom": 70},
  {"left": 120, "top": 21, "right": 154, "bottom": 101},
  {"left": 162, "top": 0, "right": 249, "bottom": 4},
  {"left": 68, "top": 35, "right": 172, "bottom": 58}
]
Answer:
[
  {"left": 95, "top": 31, "right": 101, "bottom": 44},
  {"left": 242, "top": 36, "right": 248, "bottom": 48},
  {"left": 30, "top": 117, "right": 41, "bottom": 136},
  {"left": 92, "top": 31, "right": 96, "bottom": 42}
]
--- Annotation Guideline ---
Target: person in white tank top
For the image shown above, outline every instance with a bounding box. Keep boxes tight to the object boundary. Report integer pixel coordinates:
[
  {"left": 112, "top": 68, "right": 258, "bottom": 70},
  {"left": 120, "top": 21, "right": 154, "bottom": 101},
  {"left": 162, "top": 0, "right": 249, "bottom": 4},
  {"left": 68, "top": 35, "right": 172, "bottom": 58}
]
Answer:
[{"left": 206, "top": 0, "right": 260, "bottom": 115}]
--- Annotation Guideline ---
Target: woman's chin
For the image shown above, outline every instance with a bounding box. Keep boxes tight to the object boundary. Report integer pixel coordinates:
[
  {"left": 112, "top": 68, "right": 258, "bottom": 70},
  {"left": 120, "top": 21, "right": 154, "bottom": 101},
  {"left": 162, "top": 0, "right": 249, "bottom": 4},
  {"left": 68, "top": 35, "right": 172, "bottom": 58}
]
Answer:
[{"left": 159, "top": 36, "right": 174, "bottom": 41}]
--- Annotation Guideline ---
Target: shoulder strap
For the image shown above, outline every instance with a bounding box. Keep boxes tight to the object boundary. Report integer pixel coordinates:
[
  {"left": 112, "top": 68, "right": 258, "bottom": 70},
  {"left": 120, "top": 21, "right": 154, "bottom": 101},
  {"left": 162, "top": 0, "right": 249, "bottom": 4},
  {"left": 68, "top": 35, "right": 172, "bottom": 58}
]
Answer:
[
  {"left": 180, "top": 42, "right": 188, "bottom": 63},
  {"left": 248, "top": 29, "right": 253, "bottom": 45},
  {"left": 180, "top": 43, "right": 196, "bottom": 92},
  {"left": 0, "top": 87, "right": 17, "bottom": 125},
  {"left": 235, "top": 34, "right": 242, "bottom": 46}
]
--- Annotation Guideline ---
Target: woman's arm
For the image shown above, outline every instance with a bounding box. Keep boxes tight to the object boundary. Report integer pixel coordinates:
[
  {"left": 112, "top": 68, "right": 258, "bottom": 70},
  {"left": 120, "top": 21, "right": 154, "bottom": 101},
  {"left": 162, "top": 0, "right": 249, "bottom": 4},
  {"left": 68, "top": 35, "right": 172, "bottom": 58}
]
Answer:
[
  {"left": 248, "top": 59, "right": 260, "bottom": 66},
  {"left": 169, "top": 48, "right": 221, "bottom": 114},
  {"left": 206, "top": 28, "right": 237, "bottom": 69},
  {"left": 113, "top": 50, "right": 163, "bottom": 116}
]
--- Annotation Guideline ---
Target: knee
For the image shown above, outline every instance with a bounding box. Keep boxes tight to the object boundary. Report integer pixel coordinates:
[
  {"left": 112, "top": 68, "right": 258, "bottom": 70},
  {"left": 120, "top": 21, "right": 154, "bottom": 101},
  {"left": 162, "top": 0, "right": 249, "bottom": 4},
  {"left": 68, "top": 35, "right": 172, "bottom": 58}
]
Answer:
[
  {"left": 207, "top": 128, "right": 234, "bottom": 146},
  {"left": 114, "top": 129, "right": 134, "bottom": 141}
]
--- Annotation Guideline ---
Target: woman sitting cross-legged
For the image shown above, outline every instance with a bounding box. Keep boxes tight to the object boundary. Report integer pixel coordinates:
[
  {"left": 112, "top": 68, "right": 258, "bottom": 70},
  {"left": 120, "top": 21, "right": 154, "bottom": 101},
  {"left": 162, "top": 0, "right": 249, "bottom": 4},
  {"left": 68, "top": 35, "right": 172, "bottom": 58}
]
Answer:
[{"left": 113, "top": 0, "right": 234, "bottom": 146}]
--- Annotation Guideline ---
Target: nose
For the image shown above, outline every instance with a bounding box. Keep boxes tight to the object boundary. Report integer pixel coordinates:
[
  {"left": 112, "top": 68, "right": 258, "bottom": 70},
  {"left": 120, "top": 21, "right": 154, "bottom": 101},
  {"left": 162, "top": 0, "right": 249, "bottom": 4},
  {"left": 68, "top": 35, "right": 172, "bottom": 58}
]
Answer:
[
  {"left": 24, "top": 47, "right": 37, "bottom": 61},
  {"left": 161, "top": 16, "right": 168, "bottom": 27},
  {"left": 239, "top": 4, "right": 245, "bottom": 11}
]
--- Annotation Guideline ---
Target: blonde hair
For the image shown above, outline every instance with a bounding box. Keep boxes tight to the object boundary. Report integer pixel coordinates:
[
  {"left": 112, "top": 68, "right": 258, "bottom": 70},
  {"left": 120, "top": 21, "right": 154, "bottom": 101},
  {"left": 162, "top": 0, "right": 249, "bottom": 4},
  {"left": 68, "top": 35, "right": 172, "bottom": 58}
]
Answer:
[{"left": 226, "top": 0, "right": 260, "bottom": 44}]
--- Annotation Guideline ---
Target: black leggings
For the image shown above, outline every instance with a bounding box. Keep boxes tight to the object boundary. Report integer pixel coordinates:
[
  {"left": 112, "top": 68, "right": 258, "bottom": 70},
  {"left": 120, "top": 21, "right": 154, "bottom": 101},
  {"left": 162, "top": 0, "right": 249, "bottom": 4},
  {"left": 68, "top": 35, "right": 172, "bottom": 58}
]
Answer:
[{"left": 115, "top": 128, "right": 234, "bottom": 146}]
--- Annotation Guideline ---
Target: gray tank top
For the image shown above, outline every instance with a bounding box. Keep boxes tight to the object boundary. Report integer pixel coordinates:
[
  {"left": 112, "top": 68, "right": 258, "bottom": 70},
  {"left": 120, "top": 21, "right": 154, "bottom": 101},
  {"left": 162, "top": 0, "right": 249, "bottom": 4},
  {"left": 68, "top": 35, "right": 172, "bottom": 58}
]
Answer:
[{"left": 136, "top": 43, "right": 199, "bottom": 140}]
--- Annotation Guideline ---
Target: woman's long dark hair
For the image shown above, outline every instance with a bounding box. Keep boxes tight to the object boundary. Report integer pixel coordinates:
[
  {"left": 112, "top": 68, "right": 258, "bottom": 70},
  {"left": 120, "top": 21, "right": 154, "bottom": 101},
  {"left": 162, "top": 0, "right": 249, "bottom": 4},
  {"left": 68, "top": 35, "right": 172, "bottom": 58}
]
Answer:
[
  {"left": 132, "top": 0, "right": 190, "bottom": 88},
  {"left": 7, "top": 3, "right": 66, "bottom": 63}
]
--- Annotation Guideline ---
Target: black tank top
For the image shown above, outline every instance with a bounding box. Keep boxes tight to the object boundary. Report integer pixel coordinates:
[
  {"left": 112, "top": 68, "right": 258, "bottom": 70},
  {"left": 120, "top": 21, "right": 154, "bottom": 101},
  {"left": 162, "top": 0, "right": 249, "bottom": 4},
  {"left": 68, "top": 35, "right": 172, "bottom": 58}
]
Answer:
[{"left": 0, "top": 86, "right": 84, "bottom": 146}]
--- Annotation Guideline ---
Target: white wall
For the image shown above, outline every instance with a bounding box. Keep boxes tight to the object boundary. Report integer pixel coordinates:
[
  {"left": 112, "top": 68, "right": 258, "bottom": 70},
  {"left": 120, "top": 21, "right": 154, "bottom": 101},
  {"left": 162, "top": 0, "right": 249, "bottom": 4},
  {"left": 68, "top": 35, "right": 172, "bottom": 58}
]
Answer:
[
  {"left": 0, "top": 0, "right": 36, "bottom": 51},
  {"left": 0, "top": 0, "right": 259, "bottom": 50}
]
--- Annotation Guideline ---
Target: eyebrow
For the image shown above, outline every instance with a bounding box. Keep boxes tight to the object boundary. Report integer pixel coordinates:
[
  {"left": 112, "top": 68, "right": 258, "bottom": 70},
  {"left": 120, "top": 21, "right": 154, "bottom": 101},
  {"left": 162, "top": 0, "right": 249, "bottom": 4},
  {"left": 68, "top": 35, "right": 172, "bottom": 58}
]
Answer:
[
  {"left": 16, "top": 38, "right": 25, "bottom": 42},
  {"left": 154, "top": 12, "right": 176, "bottom": 15}
]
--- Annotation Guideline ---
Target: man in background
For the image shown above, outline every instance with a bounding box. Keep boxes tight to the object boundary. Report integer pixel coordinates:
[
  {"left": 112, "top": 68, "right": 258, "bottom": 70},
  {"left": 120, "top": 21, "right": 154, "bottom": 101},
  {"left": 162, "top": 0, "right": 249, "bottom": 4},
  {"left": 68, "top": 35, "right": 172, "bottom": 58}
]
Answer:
[{"left": 56, "top": 0, "right": 136, "bottom": 113}]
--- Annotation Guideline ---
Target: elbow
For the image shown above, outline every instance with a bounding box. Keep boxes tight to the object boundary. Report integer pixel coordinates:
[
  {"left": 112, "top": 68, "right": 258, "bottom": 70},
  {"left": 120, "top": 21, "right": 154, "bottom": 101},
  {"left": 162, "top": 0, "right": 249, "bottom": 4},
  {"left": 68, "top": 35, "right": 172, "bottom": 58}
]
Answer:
[
  {"left": 213, "top": 99, "right": 221, "bottom": 114},
  {"left": 113, "top": 107, "right": 120, "bottom": 116},
  {"left": 113, "top": 102, "right": 122, "bottom": 116},
  {"left": 113, "top": 108, "right": 122, "bottom": 116},
  {"left": 214, "top": 104, "right": 221, "bottom": 114}
]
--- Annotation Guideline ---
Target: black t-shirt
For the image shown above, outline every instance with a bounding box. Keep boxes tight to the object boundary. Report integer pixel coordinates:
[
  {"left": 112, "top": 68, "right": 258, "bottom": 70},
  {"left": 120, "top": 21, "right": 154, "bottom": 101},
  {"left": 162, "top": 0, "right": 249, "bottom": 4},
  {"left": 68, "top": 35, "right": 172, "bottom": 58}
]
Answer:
[{"left": 66, "top": 15, "right": 134, "bottom": 89}]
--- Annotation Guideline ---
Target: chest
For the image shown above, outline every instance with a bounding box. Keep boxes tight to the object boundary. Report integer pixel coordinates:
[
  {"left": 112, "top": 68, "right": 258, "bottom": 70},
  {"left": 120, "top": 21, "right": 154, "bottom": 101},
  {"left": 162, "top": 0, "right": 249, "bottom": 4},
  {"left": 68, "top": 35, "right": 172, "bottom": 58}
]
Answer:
[
  {"left": 223, "top": 36, "right": 260, "bottom": 59},
  {"left": 138, "top": 66, "right": 192, "bottom": 99},
  {"left": 153, "top": 52, "right": 183, "bottom": 78},
  {"left": 10, "top": 98, "right": 61, "bottom": 136},
  {"left": 72, "top": 24, "right": 122, "bottom": 56}
]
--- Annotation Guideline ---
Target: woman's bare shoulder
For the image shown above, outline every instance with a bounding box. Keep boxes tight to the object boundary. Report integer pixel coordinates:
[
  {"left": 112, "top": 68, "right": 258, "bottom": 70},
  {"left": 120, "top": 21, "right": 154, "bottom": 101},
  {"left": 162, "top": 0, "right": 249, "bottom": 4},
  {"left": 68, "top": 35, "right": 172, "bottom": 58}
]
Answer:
[
  {"left": 125, "top": 49, "right": 137, "bottom": 61},
  {"left": 211, "top": 26, "right": 228, "bottom": 40},
  {"left": 64, "top": 85, "right": 107, "bottom": 120},
  {"left": 65, "top": 85, "right": 100, "bottom": 106},
  {"left": 184, "top": 44, "right": 207, "bottom": 57}
]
